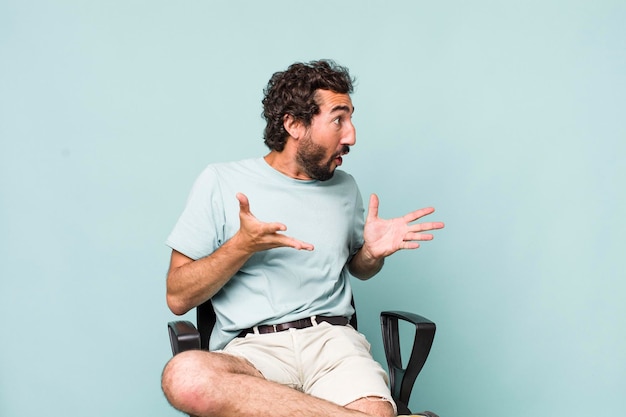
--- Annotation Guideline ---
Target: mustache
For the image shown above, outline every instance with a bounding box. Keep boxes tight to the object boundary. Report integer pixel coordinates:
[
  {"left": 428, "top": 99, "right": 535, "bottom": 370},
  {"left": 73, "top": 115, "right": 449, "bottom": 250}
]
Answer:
[{"left": 337, "top": 146, "right": 350, "bottom": 157}]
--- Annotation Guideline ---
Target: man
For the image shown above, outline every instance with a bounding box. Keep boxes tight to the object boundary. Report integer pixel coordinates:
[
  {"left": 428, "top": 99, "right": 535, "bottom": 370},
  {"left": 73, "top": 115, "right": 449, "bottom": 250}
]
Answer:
[{"left": 161, "top": 60, "right": 444, "bottom": 417}]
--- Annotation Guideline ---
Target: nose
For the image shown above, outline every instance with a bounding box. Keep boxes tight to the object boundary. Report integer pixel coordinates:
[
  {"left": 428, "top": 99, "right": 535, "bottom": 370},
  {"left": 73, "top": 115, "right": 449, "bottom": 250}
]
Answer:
[{"left": 342, "top": 120, "right": 356, "bottom": 146}]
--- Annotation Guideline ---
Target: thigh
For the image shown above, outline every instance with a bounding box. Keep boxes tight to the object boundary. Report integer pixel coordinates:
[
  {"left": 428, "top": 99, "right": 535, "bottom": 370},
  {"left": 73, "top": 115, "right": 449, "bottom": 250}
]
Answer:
[
  {"left": 299, "top": 324, "right": 397, "bottom": 413},
  {"left": 164, "top": 349, "right": 261, "bottom": 382}
]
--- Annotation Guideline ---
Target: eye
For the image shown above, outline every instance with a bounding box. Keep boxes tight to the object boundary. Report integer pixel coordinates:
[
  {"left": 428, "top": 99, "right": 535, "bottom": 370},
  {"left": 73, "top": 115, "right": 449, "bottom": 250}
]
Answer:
[{"left": 333, "top": 117, "right": 341, "bottom": 125}]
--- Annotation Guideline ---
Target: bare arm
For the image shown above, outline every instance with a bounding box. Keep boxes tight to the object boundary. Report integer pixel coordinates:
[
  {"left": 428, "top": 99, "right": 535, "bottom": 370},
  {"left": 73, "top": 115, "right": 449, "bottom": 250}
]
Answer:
[
  {"left": 166, "top": 240, "right": 252, "bottom": 315},
  {"left": 348, "top": 193, "right": 445, "bottom": 280},
  {"left": 166, "top": 193, "right": 314, "bottom": 315}
]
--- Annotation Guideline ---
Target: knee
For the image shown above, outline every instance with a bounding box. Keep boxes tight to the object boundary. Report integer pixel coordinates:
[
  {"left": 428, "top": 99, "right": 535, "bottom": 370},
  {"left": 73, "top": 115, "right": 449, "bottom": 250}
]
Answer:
[{"left": 161, "top": 350, "right": 223, "bottom": 415}]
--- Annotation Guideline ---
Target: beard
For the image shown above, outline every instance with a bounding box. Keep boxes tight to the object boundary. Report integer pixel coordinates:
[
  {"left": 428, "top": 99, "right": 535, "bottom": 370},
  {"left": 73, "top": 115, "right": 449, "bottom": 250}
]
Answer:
[{"left": 296, "top": 135, "right": 349, "bottom": 181}]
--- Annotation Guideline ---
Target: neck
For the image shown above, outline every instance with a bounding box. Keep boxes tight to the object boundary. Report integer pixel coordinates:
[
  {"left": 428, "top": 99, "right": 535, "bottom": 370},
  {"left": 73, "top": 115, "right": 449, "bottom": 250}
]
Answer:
[{"left": 264, "top": 150, "right": 312, "bottom": 180}]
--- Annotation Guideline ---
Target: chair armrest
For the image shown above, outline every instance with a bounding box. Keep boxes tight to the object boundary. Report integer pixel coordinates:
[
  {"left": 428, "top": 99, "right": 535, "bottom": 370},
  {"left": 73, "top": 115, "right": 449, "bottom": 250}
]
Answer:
[
  {"left": 380, "top": 311, "right": 436, "bottom": 414},
  {"left": 168, "top": 320, "right": 201, "bottom": 355}
]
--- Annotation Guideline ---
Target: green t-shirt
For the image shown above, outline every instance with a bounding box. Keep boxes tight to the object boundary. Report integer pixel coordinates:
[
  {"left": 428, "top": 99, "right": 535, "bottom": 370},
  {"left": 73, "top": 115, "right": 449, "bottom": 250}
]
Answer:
[{"left": 166, "top": 157, "right": 365, "bottom": 349}]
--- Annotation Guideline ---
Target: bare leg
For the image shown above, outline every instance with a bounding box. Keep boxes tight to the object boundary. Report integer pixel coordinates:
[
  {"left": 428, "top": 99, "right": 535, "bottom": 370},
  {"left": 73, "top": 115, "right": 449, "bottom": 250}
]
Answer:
[
  {"left": 347, "top": 397, "right": 395, "bottom": 417},
  {"left": 162, "top": 350, "right": 394, "bottom": 417}
]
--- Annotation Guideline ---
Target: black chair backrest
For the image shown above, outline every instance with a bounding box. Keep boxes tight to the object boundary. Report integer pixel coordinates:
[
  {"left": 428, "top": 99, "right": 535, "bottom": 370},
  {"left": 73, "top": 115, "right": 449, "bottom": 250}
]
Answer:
[{"left": 196, "top": 297, "right": 358, "bottom": 350}]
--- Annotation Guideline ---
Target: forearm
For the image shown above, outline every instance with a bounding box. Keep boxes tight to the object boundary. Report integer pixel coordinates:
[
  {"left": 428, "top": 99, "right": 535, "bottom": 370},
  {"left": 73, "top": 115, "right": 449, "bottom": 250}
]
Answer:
[
  {"left": 166, "top": 235, "right": 252, "bottom": 315},
  {"left": 348, "top": 246, "right": 385, "bottom": 280}
]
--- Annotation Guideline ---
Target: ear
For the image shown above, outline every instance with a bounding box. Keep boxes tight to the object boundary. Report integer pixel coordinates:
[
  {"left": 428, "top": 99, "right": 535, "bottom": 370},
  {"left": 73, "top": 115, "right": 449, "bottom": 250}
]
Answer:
[{"left": 283, "top": 114, "right": 305, "bottom": 140}]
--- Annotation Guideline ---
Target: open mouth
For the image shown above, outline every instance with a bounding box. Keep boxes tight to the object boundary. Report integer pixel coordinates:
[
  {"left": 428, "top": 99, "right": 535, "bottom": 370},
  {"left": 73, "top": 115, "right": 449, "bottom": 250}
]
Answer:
[{"left": 334, "top": 146, "right": 350, "bottom": 166}]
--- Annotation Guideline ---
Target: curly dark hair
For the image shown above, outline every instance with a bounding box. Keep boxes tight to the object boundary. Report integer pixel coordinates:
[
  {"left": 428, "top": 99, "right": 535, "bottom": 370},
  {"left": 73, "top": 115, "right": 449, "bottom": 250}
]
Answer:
[{"left": 262, "top": 60, "right": 354, "bottom": 151}]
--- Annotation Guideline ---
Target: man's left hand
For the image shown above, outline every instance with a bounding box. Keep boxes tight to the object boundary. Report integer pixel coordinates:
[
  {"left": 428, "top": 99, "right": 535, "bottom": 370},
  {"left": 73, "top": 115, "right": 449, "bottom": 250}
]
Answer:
[{"left": 361, "top": 193, "right": 445, "bottom": 260}]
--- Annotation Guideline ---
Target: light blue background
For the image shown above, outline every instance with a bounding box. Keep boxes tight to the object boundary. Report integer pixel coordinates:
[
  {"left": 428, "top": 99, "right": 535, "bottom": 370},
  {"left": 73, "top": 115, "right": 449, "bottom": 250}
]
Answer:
[{"left": 1, "top": 1, "right": 624, "bottom": 416}]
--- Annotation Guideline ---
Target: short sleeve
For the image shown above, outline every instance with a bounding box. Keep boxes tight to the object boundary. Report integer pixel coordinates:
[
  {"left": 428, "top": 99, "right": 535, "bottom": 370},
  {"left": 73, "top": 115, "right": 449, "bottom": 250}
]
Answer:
[
  {"left": 165, "top": 166, "right": 226, "bottom": 260},
  {"left": 349, "top": 179, "right": 365, "bottom": 257}
]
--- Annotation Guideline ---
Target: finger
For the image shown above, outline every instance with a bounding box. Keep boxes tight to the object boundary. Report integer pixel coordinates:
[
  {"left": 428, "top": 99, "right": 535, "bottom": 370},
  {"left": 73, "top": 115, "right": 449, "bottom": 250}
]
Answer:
[
  {"left": 274, "top": 232, "right": 314, "bottom": 251},
  {"left": 288, "top": 238, "right": 315, "bottom": 251},
  {"left": 264, "top": 221, "right": 288, "bottom": 233},
  {"left": 236, "top": 192, "right": 250, "bottom": 215},
  {"left": 367, "top": 194, "right": 379, "bottom": 222},
  {"left": 265, "top": 224, "right": 314, "bottom": 251},
  {"left": 404, "top": 232, "right": 434, "bottom": 241},
  {"left": 408, "top": 221, "right": 446, "bottom": 232},
  {"left": 403, "top": 206, "right": 437, "bottom": 223},
  {"left": 402, "top": 242, "right": 421, "bottom": 250}
]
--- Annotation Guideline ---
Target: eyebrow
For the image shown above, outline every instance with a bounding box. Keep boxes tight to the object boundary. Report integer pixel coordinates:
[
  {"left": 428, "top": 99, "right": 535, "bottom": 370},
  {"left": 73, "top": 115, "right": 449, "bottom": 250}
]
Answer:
[{"left": 330, "top": 105, "right": 355, "bottom": 114}]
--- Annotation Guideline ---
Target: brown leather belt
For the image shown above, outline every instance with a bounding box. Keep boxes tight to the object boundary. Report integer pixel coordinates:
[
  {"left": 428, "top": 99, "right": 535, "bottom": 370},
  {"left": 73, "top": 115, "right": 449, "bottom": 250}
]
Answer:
[{"left": 238, "top": 316, "right": 349, "bottom": 338}]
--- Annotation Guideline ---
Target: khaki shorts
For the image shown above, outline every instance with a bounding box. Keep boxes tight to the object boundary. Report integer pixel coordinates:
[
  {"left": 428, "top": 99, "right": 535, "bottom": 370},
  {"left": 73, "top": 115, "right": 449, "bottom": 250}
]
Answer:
[{"left": 221, "top": 321, "right": 396, "bottom": 412}]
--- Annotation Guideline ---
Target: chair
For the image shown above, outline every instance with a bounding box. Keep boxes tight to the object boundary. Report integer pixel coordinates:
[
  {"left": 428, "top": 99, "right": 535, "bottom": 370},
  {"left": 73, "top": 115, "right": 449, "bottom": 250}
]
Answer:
[{"left": 168, "top": 298, "right": 436, "bottom": 415}]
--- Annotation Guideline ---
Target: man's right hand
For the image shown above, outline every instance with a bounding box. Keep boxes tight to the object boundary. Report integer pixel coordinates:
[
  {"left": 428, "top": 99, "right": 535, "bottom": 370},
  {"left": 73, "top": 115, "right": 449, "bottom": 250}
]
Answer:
[{"left": 233, "top": 192, "right": 314, "bottom": 253}]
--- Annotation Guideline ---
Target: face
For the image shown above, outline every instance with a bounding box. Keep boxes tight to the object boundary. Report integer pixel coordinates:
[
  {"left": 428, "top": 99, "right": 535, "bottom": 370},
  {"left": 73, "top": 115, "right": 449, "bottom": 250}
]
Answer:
[{"left": 295, "top": 90, "right": 356, "bottom": 181}]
